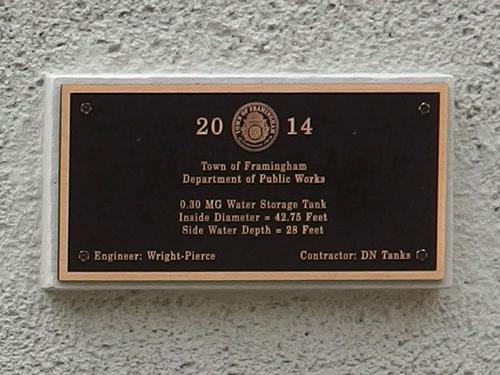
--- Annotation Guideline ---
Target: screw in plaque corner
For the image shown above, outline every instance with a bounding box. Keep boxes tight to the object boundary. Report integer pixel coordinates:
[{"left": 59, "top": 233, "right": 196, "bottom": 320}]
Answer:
[
  {"left": 418, "top": 102, "right": 431, "bottom": 115},
  {"left": 415, "top": 249, "right": 429, "bottom": 262},
  {"left": 78, "top": 250, "right": 90, "bottom": 262},
  {"left": 80, "top": 102, "right": 93, "bottom": 115}
]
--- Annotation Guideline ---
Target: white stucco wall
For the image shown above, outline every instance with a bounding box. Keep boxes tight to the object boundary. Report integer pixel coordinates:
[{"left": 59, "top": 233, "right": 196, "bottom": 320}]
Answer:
[{"left": 0, "top": 0, "right": 499, "bottom": 373}]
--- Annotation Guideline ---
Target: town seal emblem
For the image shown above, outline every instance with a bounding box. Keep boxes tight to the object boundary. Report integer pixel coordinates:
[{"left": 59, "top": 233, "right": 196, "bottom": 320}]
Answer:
[{"left": 231, "top": 102, "right": 279, "bottom": 152}]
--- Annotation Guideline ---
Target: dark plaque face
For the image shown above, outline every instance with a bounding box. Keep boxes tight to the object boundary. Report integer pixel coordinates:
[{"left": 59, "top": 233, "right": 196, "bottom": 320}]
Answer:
[{"left": 58, "top": 83, "right": 448, "bottom": 281}]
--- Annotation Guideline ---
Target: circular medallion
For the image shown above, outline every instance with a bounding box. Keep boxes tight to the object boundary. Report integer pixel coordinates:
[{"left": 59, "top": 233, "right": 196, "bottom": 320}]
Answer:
[{"left": 231, "top": 102, "right": 279, "bottom": 152}]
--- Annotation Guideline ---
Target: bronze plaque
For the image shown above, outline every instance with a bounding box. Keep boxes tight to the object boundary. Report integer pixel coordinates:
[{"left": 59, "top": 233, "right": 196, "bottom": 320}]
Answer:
[{"left": 58, "top": 83, "right": 448, "bottom": 281}]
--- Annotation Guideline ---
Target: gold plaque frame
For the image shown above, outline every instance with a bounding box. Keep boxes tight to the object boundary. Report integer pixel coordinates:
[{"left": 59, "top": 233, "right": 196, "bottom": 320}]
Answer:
[{"left": 58, "top": 83, "right": 448, "bottom": 282}]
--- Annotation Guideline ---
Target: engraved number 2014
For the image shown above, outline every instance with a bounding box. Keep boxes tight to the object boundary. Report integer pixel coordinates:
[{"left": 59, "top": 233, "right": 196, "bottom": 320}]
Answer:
[
  {"left": 196, "top": 117, "right": 224, "bottom": 135},
  {"left": 196, "top": 116, "right": 313, "bottom": 136}
]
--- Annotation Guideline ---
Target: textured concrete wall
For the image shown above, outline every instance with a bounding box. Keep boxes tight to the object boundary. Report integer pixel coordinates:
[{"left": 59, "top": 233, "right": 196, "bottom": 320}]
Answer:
[{"left": 0, "top": 0, "right": 499, "bottom": 373}]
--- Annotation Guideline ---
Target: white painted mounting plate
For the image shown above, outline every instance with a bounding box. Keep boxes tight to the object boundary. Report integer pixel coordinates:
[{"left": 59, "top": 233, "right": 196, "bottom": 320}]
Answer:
[{"left": 41, "top": 74, "right": 453, "bottom": 290}]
